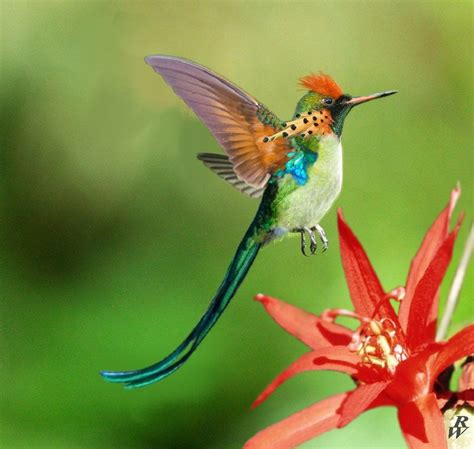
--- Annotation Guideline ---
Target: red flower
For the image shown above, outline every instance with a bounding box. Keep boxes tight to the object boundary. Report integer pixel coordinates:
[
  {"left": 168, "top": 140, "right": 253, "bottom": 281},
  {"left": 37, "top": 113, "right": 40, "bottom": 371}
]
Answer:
[
  {"left": 437, "top": 357, "right": 474, "bottom": 418},
  {"left": 245, "top": 188, "right": 474, "bottom": 449}
]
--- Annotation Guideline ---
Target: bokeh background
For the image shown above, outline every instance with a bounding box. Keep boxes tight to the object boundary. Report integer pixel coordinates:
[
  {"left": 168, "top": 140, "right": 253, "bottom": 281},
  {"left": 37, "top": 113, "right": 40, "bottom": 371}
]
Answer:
[{"left": 1, "top": 1, "right": 472, "bottom": 448}]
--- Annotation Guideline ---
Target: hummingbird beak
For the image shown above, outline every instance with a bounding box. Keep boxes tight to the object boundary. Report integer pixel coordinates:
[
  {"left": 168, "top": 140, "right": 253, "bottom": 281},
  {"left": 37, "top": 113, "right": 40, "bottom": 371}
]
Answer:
[{"left": 345, "top": 90, "right": 398, "bottom": 107}]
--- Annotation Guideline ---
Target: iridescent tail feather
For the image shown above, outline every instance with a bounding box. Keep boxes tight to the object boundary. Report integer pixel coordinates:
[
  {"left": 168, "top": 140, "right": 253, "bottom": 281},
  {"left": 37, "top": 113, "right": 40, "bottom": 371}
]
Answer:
[{"left": 100, "top": 221, "right": 262, "bottom": 388}]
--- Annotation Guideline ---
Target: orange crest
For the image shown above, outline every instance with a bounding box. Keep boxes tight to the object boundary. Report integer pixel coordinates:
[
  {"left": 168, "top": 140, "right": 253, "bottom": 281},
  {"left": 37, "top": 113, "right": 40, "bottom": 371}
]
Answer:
[{"left": 299, "top": 73, "right": 343, "bottom": 99}]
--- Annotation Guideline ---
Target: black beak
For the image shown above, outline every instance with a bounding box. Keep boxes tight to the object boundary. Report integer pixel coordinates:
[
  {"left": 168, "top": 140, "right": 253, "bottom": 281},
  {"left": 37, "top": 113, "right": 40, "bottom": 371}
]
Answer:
[{"left": 345, "top": 90, "right": 398, "bottom": 106}]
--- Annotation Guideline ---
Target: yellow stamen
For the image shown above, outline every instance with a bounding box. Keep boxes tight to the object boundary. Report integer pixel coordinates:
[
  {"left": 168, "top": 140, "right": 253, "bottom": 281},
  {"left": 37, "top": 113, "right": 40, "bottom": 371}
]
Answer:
[
  {"left": 352, "top": 318, "right": 409, "bottom": 375},
  {"left": 370, "top": 320, "right": 383, "bottom": 335},
  {"left": 377, "top": 335, "right": 392, "bottom": 357}
]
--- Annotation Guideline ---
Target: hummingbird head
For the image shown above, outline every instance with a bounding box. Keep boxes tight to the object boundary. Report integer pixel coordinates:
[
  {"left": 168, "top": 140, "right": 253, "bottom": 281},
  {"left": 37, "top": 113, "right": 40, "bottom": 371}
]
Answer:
[
  {"left": 262, "top": 74, "right": 396, "bottom": 144},
  {"left": 297, "top": 73, "right": 397, "bottom": 137}
]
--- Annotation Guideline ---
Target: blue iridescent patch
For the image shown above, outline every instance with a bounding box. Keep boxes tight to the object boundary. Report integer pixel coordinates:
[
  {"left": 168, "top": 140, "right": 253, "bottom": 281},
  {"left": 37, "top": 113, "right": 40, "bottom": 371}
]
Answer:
[{"left": 275, "top": 150, "right": 318, "bottom": 185}]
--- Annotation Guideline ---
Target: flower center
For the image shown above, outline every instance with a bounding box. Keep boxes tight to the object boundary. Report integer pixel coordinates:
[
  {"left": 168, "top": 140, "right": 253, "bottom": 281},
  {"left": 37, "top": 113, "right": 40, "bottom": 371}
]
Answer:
[{"left": 352, "top": 319, "right": 408, "bottom": 375}]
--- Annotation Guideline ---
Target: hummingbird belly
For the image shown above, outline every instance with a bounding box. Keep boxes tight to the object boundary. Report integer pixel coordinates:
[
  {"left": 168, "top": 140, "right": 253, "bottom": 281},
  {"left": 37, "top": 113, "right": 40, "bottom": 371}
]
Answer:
[{"left": 275, "top": 137, "right": 343, "bottom": 232}]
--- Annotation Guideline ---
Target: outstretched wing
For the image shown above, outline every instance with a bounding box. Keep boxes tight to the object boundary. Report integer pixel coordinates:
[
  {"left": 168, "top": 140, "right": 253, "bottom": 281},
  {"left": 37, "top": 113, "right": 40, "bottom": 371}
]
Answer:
[{"left": 145, "top": 55, "right": 288, "bottom": 189}]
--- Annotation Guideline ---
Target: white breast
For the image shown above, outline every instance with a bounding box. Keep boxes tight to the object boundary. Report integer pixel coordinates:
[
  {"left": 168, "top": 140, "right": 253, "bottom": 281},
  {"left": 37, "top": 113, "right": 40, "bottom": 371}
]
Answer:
[{"left": 276, "top": 136, "right": 343, "bottom": 231}]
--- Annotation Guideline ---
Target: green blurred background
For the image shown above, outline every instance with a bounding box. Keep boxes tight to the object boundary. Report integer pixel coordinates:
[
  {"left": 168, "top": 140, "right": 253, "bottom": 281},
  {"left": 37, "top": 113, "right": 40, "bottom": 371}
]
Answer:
[{"left": 1, "top": 1, "right": 472, "bottom": 448}]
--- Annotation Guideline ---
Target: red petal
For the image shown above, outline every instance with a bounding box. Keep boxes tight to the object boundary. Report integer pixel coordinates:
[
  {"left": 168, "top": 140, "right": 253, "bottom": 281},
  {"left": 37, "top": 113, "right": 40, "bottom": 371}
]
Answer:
[
  {"left": 435, "top": 391, "right": 474, "bottom": 410},
  {"left": 252, "top": 347, "right": 359, "bottom": 408},
  {"left": 387, "top": 343, "right": 442, "bottom": 403},
  {"left": 459, "top": 359, "right": 474, "bottom": 392},
  {"left": 397, "top": 393, "right": 447, "bottom": 448},
  {"left": 244, "top": 393, "right": 349, "bottom": 449},
  {"left": 312, "top": 346, "right": 361, "bottom": 372},
  {"left": 337, "top": 381, "right": 390, "bottom": 428},
  {"left": 255, "top": 294, "right": 352, "bottom": 350},
  {"left": 457, "top": 389, "right": 474, "bottom": 408},
  {"left": 337, "top": 210, "right": 398, "bottom": 322},
  {"left": 431, "top": 324, "right": 474, "bottom": 381},
  {"left": 252, "top": 352, "right": 316, "bottom": 409},
  {"left": 405, "top": 222, "right": 461, "bottom": 350},
  {"left": 435, "top": 392, "right": 451, "bottom": 410},
  {"left": 400, "top": 187, "right": 460, "bottom": 332}
]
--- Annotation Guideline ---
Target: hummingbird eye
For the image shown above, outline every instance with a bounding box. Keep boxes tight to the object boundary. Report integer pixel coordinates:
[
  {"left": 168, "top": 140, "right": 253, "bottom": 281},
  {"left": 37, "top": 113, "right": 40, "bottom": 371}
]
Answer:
[{"left": 322, "top": 98, "right": 334, "bottom": 105}]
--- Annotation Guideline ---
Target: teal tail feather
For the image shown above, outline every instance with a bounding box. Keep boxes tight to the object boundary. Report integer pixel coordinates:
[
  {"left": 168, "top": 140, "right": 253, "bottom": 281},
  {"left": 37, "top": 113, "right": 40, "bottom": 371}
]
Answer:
[{"left": 100, "top": 220, "right": 263, "bottom": 388}]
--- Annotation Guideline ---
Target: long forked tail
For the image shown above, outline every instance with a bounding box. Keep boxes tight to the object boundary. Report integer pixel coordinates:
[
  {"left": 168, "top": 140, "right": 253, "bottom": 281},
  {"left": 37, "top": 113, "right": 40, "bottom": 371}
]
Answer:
[{"left": 100, "top": 220, "right": 263, "bottom": 388}]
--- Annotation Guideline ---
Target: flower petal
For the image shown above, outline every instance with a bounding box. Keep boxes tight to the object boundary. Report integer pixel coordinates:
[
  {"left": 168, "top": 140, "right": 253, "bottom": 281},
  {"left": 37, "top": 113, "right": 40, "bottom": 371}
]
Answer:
[
  {"left": 255, "top": 294, "right": 352, "bottom": 350},
  {"left": 337, "top": 210, "right": 398, "bottom": 322},
  {"left": 459, "top": 357, "right": 474, "bottom": 392},
  {"left": 252, "top": 347, "right": 360, "bottom": 408},
  {"left": 337, "top": 381, "right": 390, "bottom": 428},
  {"left": 431, "top": 324, "right": 474, "bottom": 381},
  {"left": 399, "top": 186, "right": 460, "bottom": 333},
  {"left": 245, "top": 393, "right": 349, "bottom": 449},
  {"left": 312, "top": 346, "right": 362, "bottom": 372},
  {"left": 387, "top": 343, "right": 442, "bottom": 403},
  {"left": 397, "top": 393, "right": 447, "bottom": 448},
  {"left": 252, "top": 352, "right": 317, "bottom": 409},
  {"left": 405, "top": 222, "right": 462, "bottom": 350}
]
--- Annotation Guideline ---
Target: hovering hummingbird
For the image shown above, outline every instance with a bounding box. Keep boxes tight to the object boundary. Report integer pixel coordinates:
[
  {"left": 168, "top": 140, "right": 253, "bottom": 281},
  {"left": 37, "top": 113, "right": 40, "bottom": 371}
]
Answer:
[{"left": 101, "top": 55, "right": 396, "bottom": 388}]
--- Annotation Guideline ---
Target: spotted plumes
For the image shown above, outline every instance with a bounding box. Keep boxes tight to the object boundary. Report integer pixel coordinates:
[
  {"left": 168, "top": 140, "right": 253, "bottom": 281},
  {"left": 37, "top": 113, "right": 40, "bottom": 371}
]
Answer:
[{"left": 262, "top": 110, "right": 333, "bottom": 143}]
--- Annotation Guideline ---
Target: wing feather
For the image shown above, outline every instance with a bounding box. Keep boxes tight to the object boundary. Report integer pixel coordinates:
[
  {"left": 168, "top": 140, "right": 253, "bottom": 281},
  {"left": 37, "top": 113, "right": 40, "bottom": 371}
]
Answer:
[
  {"left": 196, "top": 153, "right": 266, "bottom": 198},
  {"left": 145, "top": 55, "right": 288, "bottom": 190}
]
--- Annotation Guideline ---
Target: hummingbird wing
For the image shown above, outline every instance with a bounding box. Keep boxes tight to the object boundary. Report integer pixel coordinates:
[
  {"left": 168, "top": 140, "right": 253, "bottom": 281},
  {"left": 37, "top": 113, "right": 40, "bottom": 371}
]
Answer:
[
  {"left": 196, "top": 153, "right": 266, "bottom": 198},
  {"left": 145, "top": 55, "right": 289, "bottom": 189}
]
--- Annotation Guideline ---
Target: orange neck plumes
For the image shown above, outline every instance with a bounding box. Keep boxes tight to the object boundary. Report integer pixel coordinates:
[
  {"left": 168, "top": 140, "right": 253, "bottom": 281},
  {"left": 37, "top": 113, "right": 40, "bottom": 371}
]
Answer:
[{"left": 262, "top": 109, "right": 334, "bottom": 143}]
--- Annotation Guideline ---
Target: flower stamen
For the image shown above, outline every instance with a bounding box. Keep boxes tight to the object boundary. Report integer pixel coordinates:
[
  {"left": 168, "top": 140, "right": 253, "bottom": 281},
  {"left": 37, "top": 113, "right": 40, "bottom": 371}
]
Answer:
[
  {"left": 353, "top": 318, "right": 409, "bottom": 375},
  {"left": 321, "top": 306, "right": 409, "bottom": 374}
]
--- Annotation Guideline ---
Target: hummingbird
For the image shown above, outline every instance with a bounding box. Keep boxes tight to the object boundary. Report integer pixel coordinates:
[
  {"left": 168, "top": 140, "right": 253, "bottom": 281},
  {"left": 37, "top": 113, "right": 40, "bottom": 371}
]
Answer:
[{"left": 101, "top": 55, "right": 396, "bottom": 388}]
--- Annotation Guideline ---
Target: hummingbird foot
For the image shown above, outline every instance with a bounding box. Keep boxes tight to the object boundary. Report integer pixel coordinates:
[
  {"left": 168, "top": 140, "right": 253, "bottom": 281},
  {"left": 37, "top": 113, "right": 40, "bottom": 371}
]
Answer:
[
  {"left": 296, "top": 227, "right": 318, "bottom": 256},
  {"left": 312, "top": 224, "right": 329, "bottom": 252}
]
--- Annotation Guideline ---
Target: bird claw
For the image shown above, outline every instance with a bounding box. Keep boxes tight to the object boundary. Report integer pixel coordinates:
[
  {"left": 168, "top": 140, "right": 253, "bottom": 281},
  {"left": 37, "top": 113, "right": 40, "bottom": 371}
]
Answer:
[
  {"left": 296, "top": 225, "right": 329, "bottom": 256},
  {"left": 299, "top": 228, "right": 309, "bottom": 256},
  {"left": 313, "top": 224, "right": 329, "bottom": 252},
  {"left": 308, "top": 227, "right": 318, "bottom": 254},
  {"left": 299, "top": 227, "right": 316, "bottom": 256}
]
